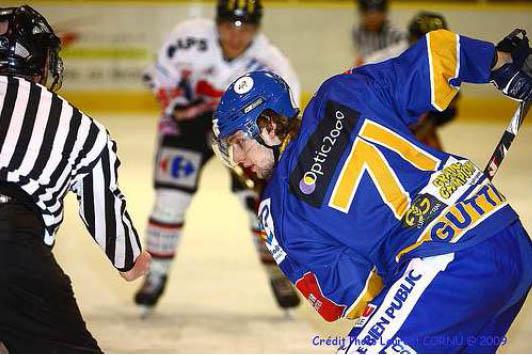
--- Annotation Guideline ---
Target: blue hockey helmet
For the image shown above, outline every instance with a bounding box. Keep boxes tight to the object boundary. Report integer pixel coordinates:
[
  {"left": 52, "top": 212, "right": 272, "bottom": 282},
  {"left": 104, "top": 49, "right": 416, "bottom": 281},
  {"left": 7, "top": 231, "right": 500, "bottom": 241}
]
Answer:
[
  {"left": 213, "top": 70, "right": 298, "bottom": 141},
  {"left": 212, "top": 70, "right": 298, "bottom": 168}
]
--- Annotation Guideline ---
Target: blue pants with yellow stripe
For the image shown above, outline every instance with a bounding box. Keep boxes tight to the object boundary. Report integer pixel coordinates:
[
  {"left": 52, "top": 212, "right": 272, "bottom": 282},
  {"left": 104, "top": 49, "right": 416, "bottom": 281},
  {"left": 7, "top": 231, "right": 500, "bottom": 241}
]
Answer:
[{"left": 342, "top": 221, "right": 532, "bottom": 354}]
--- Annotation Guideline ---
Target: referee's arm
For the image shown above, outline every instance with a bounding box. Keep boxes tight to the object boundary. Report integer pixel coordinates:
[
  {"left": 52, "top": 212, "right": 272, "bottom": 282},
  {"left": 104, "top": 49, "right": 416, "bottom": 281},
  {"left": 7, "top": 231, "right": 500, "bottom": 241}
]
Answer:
[{"left": 71, "top": 135, "right": 142, "bottom": 272}]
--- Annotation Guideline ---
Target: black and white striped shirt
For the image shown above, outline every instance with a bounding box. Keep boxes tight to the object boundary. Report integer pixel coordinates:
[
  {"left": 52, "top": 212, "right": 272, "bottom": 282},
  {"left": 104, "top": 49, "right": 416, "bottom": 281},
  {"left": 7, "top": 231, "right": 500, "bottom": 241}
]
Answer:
[
  {"left": 352, "top": 21, "right": 405, "bottom": 59},
  {"left": 0, "top": 75, "right": 141, "bottom": 271}
]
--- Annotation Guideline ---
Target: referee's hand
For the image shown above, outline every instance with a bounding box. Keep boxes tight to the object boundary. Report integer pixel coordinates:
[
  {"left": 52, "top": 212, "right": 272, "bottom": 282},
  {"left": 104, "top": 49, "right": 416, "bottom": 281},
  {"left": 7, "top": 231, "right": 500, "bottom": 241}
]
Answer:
[{"left": 119, "top": 251, "right": 152, "bottom": 282}]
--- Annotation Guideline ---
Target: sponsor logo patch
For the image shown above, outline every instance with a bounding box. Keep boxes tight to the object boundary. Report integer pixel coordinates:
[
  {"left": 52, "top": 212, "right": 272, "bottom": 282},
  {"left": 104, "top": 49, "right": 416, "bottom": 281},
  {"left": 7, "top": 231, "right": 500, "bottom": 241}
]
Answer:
[
  {"left": 258, "top": 198, "right": 287, "bottom": 264},
  {"left": 156, "top": 147, "right": 201, "bottom": 189},
  {"left": 289, "top": 100, "right": 359, "bottom": 207},
  {"left": 234, "top": 76, "right": 254, "bottom": 94},
  {"left": 242, "top": 97, "right": 264, "bottom": 114},
  {"left": 356, "top": 270, "right": 423, "bottom": 352},
  {"left": 401, "top": 194, "right": 447, "bottom": 230},
  {"left": 432, "top": 161, "right": 476, "bottom": 199}
]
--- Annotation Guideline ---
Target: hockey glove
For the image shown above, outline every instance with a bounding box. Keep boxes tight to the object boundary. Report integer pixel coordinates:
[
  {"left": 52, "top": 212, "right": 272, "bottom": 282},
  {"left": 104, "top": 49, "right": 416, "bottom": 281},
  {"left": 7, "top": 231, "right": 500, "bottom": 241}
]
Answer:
[
  {"left": 490, "top": 29, "right": 532, "bottom": 101},
  {"left": 166, "top": 97, "right": 219, "bottom": 121}
]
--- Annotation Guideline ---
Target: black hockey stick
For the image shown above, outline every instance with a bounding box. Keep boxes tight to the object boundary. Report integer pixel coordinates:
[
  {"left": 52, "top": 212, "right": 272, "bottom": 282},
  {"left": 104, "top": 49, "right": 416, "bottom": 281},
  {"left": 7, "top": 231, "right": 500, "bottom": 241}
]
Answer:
[{"left": 483, "top": 100, "right": 531, "bottom": 181}]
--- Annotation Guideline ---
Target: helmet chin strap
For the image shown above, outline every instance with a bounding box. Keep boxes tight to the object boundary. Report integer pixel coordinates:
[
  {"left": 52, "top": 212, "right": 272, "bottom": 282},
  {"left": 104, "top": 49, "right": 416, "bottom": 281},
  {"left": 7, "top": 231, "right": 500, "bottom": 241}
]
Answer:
[
  {"left": 272, "top": 145, "right": 281, "bottom": 162},
  {"left": 254, "top": 135, "right": 282, "bottom": 162}
]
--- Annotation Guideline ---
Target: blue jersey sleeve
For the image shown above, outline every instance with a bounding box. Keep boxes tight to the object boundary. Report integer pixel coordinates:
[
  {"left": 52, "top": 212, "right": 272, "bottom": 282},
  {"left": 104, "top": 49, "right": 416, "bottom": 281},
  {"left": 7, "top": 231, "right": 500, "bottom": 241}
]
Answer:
[
  {"left": 395, "top": 30, "right": 494, "bottom": 113},
  {"left": 351, "top": 30, "right": 495, "bottom": 126},
  {"left": 281, "top": 204, "right": 384, "bottom": 322}
]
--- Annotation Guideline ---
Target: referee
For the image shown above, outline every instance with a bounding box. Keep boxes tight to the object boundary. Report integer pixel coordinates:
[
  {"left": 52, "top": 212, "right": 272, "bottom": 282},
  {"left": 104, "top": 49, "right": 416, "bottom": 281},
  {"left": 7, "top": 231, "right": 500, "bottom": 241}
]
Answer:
[
  {"left": 0, "top": 6, "right": 150, "bottom": 353},
  {"left": 352, "top": 0, "right": 405, "bottom": 66}
]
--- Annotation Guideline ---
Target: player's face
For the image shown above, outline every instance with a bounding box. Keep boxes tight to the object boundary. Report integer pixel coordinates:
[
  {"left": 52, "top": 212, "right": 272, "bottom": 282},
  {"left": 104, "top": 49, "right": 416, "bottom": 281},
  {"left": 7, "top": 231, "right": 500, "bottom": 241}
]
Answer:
[
  {"left": 217, "top": 21, "right": 259, "bottom": 60},
  {"left": 228, "top": 131, "right": 274, "bottom": 179},
  {"left": 361, "top": 10, "right": 386, "bottom": 32},
  {"left": 0, "top": 20, "right": 8, "bottom": 35}
]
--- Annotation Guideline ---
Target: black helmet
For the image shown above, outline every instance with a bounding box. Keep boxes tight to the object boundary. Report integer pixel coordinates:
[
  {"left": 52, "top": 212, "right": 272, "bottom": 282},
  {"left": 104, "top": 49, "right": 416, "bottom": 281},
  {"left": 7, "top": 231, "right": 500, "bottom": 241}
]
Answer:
[
  {"left": 216, "top": 0, "right": 263, "bottom": 26},
  {"left": 408, "top": 11, "right": 448, "bottom": 42},
  {"left": 358, "top": 0, "right": 388, "bottom": 12},
  {"left": 0, "top": 5, "right": 63, "bottom": 92}
]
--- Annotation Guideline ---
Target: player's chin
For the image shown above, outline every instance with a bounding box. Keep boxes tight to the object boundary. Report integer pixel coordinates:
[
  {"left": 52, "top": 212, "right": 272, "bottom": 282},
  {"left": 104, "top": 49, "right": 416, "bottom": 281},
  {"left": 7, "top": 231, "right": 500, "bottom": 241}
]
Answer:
[{"left": 256, "top": 167, "right": 273, "bottom": 180}]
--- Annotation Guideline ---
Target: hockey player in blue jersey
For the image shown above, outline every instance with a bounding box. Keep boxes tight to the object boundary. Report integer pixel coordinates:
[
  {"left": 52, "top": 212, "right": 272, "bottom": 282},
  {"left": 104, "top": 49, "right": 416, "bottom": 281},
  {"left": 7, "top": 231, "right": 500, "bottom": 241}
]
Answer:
[{"left": 212, "top": 29, "right": 532, "bottom": 353}]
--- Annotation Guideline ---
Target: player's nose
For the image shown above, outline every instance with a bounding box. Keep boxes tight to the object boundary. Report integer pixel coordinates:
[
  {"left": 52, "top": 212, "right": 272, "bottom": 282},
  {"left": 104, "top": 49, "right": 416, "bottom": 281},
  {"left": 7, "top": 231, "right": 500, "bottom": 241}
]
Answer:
[{"left": 232, "top": 146, "right": 247, "bottom": 165}]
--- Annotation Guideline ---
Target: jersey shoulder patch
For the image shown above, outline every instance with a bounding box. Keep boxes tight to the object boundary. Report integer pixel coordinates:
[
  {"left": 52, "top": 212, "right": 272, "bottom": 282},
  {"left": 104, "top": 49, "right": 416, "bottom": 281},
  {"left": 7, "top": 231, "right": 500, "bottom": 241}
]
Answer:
[{"left": 258, "top": 197, "right": 287, "bottom": 264}]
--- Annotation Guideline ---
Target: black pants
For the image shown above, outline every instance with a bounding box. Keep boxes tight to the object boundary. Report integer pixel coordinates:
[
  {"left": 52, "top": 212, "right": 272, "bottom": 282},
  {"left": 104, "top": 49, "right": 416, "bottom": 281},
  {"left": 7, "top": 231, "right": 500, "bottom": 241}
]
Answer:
[{"left": 0, "top": 199, "right": 101, "bottom": 353}]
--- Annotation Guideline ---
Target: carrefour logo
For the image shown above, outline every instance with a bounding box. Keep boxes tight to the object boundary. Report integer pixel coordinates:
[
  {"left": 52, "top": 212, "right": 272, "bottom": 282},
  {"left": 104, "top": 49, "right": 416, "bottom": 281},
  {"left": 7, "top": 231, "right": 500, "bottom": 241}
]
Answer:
[{"left": 160, "top": 155, "right": 196, "bottom": 179}]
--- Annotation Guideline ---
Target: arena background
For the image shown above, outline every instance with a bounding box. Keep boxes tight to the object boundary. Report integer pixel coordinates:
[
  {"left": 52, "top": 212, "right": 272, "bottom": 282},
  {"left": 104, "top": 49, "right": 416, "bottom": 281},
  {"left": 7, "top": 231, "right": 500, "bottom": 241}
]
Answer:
[{"left": 4, "top": 0, "right": 531, "bottom": 352}]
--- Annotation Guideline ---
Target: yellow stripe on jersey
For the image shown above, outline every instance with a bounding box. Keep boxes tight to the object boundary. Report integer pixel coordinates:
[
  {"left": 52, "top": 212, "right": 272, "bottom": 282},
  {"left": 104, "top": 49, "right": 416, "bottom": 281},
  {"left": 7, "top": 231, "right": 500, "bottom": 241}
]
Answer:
[
  {"left": 329, "top": 138, "right": 410, "bottom": 218},
  {"left": 360, "top": 120, "right": 440, "bottom": 171},
  {"left": 346, "top": 269, "right": 384, "bottom": 319},
  {"left": 329, "top": 120, "right": 438, "bottom": 217},
  {"left": 427, "top": 30, "right": 460, "bottom": 111}
]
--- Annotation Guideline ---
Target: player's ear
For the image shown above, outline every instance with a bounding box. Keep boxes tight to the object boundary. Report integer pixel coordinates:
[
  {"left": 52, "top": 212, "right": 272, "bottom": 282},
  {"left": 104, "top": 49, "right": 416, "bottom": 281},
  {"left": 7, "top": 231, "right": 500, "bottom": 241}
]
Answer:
[
  {"left": 258, "top": 119, "right": 275, "bottom": 142},
  {"left": 266, "top": 119, "right": 277, "bottom": 139}
]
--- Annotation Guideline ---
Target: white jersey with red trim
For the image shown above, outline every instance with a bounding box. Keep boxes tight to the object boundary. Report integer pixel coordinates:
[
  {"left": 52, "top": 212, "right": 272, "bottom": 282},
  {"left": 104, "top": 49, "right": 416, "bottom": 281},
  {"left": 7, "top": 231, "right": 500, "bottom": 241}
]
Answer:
[{"left": 149, "top": 18, "right": 300, "bottom": 117}]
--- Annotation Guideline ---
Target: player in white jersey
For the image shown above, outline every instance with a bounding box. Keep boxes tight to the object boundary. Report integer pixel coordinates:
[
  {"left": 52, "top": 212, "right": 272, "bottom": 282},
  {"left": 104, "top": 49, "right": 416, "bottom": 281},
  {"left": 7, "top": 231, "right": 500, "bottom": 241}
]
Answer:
[{"left": 135, "top": 0, "right": 302, "bottom": 316}]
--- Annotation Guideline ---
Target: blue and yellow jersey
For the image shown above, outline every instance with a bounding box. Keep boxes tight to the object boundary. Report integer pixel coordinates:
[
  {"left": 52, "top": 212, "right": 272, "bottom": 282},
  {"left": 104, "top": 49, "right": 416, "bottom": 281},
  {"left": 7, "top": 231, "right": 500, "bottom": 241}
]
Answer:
[{"left": 258, "top": 30, "right": 519, "bottom": 322}]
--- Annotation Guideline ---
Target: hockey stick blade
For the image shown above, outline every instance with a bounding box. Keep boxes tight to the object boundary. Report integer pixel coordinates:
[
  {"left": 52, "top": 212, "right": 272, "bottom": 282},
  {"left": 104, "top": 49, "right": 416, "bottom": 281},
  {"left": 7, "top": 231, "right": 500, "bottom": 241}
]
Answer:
[{"left": 483, "top": 100, "right": 531, "bottom": 181}]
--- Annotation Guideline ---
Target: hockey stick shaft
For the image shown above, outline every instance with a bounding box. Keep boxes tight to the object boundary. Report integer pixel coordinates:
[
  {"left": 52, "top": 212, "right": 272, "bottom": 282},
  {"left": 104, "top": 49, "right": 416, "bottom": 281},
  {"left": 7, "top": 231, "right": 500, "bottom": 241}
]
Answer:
[{"left": 483, "top": 100, "right": 531, "bottom": 181}]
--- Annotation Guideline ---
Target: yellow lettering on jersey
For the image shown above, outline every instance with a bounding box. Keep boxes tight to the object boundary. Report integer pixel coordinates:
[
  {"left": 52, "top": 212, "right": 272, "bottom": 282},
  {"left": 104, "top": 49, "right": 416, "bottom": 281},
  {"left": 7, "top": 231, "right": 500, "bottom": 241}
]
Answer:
[
  {"left": 427, "top": 30, "right": 460, "bottom": 111},
  {"left": 396, "top": 184, "right": 508, "bottom": 261}
]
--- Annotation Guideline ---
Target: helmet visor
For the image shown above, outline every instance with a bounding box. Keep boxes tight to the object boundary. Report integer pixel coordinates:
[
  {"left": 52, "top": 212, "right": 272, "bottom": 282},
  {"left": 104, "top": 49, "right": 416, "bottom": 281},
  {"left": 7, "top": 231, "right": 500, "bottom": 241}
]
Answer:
[{"left": 211, "top": 129, "right": 255, "bottom": 169}]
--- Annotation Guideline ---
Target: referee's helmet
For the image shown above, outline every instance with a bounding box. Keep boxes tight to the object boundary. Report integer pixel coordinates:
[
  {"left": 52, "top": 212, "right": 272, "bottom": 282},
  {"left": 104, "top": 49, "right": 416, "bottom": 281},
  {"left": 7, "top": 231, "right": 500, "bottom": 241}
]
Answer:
[
  {"left": 216, "top": 0, "right": 263, "bottom": 26},
  {"left": 0, "top": 5, "right": 63, "bottom": 92}
]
